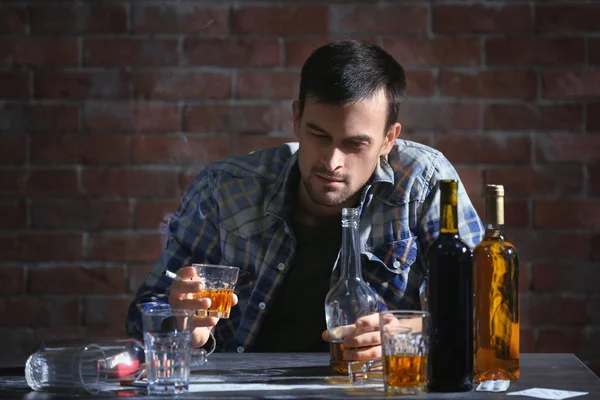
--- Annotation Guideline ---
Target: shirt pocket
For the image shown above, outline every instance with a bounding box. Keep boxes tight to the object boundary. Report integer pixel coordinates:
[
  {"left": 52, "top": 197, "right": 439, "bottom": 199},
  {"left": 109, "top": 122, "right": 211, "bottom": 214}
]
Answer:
[{"left": 362, "top": 237, "right": 419, "bottom": 309}]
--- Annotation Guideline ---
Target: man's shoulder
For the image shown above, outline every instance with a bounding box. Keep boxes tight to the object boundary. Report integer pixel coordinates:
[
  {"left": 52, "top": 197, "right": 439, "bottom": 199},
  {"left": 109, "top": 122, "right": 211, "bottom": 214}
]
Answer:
[
  {"left": 385, "top": 139, "right": 450, "bottom": 203},
  {"left": 202, "top": 142, "right": 299, "bottom": 182}
]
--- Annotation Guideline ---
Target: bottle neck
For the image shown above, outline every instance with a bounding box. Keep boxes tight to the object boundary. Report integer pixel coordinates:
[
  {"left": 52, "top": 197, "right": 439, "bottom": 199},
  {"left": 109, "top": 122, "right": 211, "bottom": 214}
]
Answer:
[
  {"left": 485, "top": 191, "right": 505, "bottom": 239},
  {"left": 340, "top": 209, "right": 362, "bottom": 281},
  {"left": 440, "top": 202, "right": 458, "bottom": 234}
]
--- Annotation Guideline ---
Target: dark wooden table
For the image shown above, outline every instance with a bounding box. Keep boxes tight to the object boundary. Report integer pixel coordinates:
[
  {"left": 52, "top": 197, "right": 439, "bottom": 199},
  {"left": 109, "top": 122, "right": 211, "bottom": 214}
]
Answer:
[{"left": 0, "top": 353, "right": 598, "bottom": 399}]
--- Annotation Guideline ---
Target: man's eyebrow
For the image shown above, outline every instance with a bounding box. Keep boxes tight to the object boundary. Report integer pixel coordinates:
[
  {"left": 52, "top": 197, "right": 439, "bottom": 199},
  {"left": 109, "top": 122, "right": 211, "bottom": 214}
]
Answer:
[
  {"left": 345, "top": 134, "right": 372, "bottom": 143},
  {"left": 306, "top": 122, "right": 330, "bottom": 135}
]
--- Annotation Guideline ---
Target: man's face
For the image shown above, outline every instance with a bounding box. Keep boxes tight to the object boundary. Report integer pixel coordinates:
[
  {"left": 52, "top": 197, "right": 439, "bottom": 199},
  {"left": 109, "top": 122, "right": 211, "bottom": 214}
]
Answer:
[{"left": 292, "top": 90, "right": 401, "bottom": 210}]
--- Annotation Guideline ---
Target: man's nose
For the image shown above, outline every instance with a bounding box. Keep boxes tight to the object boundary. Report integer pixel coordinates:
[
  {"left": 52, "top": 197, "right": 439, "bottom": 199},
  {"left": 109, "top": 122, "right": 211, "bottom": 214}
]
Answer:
[{"left": 321, "top": 147, "right": 344, "bottom": 171}]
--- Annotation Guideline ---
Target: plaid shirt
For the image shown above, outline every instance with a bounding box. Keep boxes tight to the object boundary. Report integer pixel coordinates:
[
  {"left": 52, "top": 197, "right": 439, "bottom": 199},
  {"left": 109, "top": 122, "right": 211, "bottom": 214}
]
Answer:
[{"left": 126, "top": 139, "right": 484, "bottom": 353}]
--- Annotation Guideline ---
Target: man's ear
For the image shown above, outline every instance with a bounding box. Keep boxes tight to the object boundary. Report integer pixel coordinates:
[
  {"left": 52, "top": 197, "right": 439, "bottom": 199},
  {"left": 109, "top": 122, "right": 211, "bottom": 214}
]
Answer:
[
  {"left": 380, "top": 122, "right": 401, "bottom": 156},
  {"left": 292, "top": 100, "right": 301, "bottom": 139}
]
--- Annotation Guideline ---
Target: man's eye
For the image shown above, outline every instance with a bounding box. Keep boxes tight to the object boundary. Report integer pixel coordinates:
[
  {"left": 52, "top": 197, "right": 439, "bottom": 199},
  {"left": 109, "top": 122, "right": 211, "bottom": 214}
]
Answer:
[
  {"left": 350, "top": 141, "right": 367, "bottom": 149},
  {"left": 310, "top": 131, "right": 327, "bottom": 139}
]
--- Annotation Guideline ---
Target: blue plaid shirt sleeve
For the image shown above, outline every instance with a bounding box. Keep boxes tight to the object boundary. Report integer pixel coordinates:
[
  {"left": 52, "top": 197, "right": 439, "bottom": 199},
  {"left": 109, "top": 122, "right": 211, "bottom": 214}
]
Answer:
[{"left": 125, "top": 170, "right": 223, "bottom": 344}]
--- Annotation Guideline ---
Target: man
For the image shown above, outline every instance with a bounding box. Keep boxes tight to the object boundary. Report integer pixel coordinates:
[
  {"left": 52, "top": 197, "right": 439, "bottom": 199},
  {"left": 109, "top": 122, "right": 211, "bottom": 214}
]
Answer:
[{"left": 126, "top": 40, "right": 484, "bottom": 361}]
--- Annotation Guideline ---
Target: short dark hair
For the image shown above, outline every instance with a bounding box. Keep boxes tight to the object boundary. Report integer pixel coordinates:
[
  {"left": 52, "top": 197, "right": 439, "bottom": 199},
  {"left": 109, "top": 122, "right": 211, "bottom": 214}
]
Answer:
[{"left": 298, "top": 40, "right": 406, "bottom": 129}]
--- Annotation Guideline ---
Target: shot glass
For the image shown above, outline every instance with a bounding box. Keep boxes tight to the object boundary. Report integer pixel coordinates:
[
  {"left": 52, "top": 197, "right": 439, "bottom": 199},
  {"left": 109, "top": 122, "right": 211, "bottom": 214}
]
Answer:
[
  {"left": 25, "top": 344, "right": 108, "bottom": 395},
  {"left": 191, "top": 264, "right": 239, "bottom": 318},
  {"left": 142, "top": 308, "right": 194, "bottom": 395},
  {"left": 350, "top": 310, "right": 430, "bottom": 395}
]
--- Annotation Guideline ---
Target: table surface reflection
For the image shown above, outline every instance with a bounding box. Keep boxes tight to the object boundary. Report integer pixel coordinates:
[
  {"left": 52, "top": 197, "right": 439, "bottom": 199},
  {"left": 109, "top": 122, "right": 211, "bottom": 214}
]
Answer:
[{"left": 0, "top": 353, "right": 598, "bottom": 399}]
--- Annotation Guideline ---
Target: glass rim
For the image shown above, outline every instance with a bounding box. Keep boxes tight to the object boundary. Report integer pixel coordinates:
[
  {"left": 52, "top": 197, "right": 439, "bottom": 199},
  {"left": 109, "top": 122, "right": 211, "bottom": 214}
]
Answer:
[
  {"left": 191, "top": 263, "right": 240, "bottom": 271},
  {"left": 379, "top": 310, "right": 430, "bottom": 317},
  {"left": 142, "top": 308, "right": 194, "bottom": 317}
]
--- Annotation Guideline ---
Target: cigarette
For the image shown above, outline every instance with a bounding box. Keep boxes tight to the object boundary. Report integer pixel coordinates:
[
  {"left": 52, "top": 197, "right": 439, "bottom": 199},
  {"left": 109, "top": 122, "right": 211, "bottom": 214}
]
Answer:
[{"left": 163, "top": 270, "right": 181, "bottom": 281}]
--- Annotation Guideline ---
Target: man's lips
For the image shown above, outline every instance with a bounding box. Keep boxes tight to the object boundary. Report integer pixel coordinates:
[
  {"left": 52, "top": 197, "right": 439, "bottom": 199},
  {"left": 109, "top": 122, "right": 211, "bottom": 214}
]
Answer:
[{"left": 315, "top": 173, "right": 345, "bottom": 183}]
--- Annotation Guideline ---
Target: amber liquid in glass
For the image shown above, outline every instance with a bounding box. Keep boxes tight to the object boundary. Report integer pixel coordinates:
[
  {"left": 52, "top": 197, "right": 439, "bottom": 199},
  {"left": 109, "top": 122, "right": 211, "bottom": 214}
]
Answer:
[
  {"left": 384, "top": 354, "right": 427, "bottom": 388},
  {"left": 191, "top": 289, "right": 234, "bottom": 318}
]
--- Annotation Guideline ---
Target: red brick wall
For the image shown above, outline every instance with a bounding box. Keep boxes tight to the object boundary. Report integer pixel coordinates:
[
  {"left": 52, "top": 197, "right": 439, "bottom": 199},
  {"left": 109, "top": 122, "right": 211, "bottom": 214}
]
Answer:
[{"left": 0, "top": 1, "right": 598, "bottom": 373}]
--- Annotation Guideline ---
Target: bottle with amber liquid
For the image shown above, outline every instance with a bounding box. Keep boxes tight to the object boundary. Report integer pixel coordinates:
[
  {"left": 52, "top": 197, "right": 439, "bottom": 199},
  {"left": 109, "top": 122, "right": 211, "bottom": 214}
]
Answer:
[
  {"left": 325, "top": 207, "right": 378, "bottom": 375},
  {"left": 474, "top": 184, "right": 520, "bottom": 382},
  {"left": 426, "top": 179, "right": 474, "bottom": 392}
]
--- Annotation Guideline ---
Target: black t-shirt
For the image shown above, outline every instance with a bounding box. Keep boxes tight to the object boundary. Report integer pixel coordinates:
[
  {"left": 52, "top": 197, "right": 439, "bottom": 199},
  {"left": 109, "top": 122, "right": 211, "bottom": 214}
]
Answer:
[{"left": 251, "top": 217, "right": 342, "bottom": 352}]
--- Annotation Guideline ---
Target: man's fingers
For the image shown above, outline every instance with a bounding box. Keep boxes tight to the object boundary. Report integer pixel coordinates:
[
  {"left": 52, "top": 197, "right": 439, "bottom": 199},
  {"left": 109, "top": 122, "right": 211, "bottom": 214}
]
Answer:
[
  {"left": 193, "top": 315, "right": 220, "bottom": 328},
  {"left": 232, "top": 293, "right": 239, "bottom": 306},
  {"left": 172, "top": 298, "right": 211, "bottom": 311},
  {"left": 343, "top": 345, "right": 382, "bottom": 361},
  {"left": 176, "top": 266, "right": 199, "bottom": 279},
  {"left": 356, "top": 313, "right": 380, "bottom": 328},
  {"left": 343, "top": 331, "right": 381, "bottom": 349}
]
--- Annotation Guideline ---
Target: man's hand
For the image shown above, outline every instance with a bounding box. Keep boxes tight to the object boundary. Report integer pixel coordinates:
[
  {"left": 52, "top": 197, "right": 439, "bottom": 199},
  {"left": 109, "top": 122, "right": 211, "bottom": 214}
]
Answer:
[
  {"left": 168, "top": 266, "right": 238, "bottom": 348},
  {"left": 321, "top": 313, "right": 382, "bottom": 361}
]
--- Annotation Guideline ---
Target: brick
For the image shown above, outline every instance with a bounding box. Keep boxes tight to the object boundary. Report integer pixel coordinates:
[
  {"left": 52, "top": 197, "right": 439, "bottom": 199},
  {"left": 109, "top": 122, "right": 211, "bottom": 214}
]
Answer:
[
  {"left": 532, "top": 262, "right": 600, "bottom": 293},
  {"left": 133, "top": 4, "right": 228, "bottom": 34},
  {"left": 0, "top": 38, "right": 78, "bottom": 67},
  {"left": 0, "top": 266, "right": 25, "bottom": 294},
  {"left": 35, "top": 327, "right": 85, "bottom": 344},
  {"left": 234, "top": 135, "right": 292, "bottom": 156},
  {"left": 35, "top": 70, "right": 132, "bottom": 100},
  {"left": 510, "top": 230, "right": 591, "bottom": 261},
  {"left": 484, "top": 104, "right": 582, "bottom": 131},
  {"left": 132, "top": 135, "right": 230, "bottom": 164},
  {"left": 591, "top": 39, "right": 600, "bottom": 65},
  {"left": 24, "top": 169, "right": 79, "bottom": 196},
  {"left": 587, "top": 103, "right": 600, "bottom": 131},
  {"left": 84, "top": 102, "right": 179, "bottom": 134},
  {"left": 534, "top": 200, "right": 600, "bottom": 229},
  {"left": 519, "top": 262, "right": 530, "bottom": 293},
  {"left": 0, "top": 200, "right": 27, "bottom": 230},
  {"left": 30, "top": 266, "right": 126, "bottom": 295},
  {"left": 456, "top": 167, "right": 483, "bottom": 197},
  {"left": 485, "top": 165, "right": 582, "bottom": 196},
  {"left": 400, "top": 103, "right": 480, "bottom": 132},
  {"left": 537, "top": 134, "right": 600, "bottom": 162},
  {"left": 331, "top": 4, "right": 427, "bottom": 34},
  {"left": 0, "top": 297, "right": 80, "bottom": 327},
  {"left": 0, "top": 169, "right": 26, "bottom": 195},
  {"left": 129, "top": 264, "right": 154, "bottom": 293},
  {"left": 471, "top": 198, "right": 529, "bottom": 229},
  {"left": 529, "top": 295, "right": 589, "bottom": 325},
  {"left": 0, "top": 135, "right": 27, "bottom": 164},
  {"left": 591, "top": 165, "right": 600, "bottom": 197},
  {"left": 233, "top": 5, "right": 328, "bottom": 35},
  {"left": 238, "top": 71, "right": 299, "bottom": 99},
  {"left": 30, "top": 4, "right": 127, "bottom": 34},
  {"left": 384, "top": 37, "right": 481, "bottom": 67},
  {"left": 588, "top": 330, "right": 600, "bottom": 358},
  {"left": 440, "top": 70, "right": 536, "bottom": 100},
  {"left": 31, "top": 199, "right": 131, "bottom": 230},
  {"left": 592, "top": 295, "right": 600, "bottom": 325},
  {"left": 433, "top": 4, "right": 532, "bottom": 34},
  {"left": 31, "top": 134, "right": 129, "bottom": 164},
  {"left": 486, "top": 37, "right": 585, "bottom": 66},
  {"left": 0, "top": 329, "right": 34, "bottom": 358},
  {"left": 89, "top": 233, "right": 163, "bottom": 262},
  {"left": 537, "top": 329, "right": 586, "bottom": 353},
  {"left": 543, "top": 69, "right": 600, "bottom": 98},
  {"left": 184, "top": 105, "right": 279, "bottom": 133},
  {"left": 0, "top": 5, "right": 27, "bottom": 33},
  {"left": 185, "top": 38, "right": 279, "bottom": 67},
  {"left": 136, "top": 71, "right": 230, "bottom": 100},
  {"left": 0, "top": 104, "right": 79, "bottom": 133},
  {"left": 286, "top": 38, "right": 346, "bottom": 67},
  {"left": 0, "top": 71, "right": 29, "bottom": 99},
  {"left": 521, "top": 328, "right": 535, "bottom": 353},
  {"left": 84, "top": 298, "right": 131, "bottom": 328},
  {"left": 401, "top": 134, "right": 433, "bottom": 148},
  {"left": 136, "top": 200, "right": 180, "bottom": 229},
  {"left": 84, "top": 168, "right": 179, "bottom": 197},
  {"left": 438, "top": 135, "right": 531, "bottom": 163},
  {"left": 406, "top": 71, "right": 435, "bottom": 97},
  {"left": 536, "top": 4, "right": 600, "bottom": 32},
  {"left": 84, "top": 38, "right": 179, "bottom": 67},
  {"left": 0, "top": 233, "right": 83, "bottom": 261}
]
